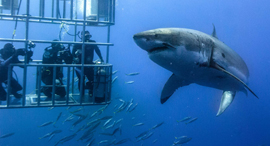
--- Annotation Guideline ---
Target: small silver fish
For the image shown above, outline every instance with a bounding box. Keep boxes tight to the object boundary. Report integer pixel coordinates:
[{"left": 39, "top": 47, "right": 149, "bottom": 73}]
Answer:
[
  {"left": 126, "top": 103, "right": 133, "bottom": 112},
  {"left": 114, "top": 138, "right": 131, "bottom": 145},
  {"left": 63, "top": 115, "right": 74, "bottom": 124},
  {"left": 112, "top": 76, "right": 118, "bottom": 84},
  {"left": 125, "top": 81, "right": 134, "bottom": 84},
  {"left": 119, "top": 99, "right": 125, "bottom": 102},
  {"left": 103, "top": 118, "right": 112, "bottom": 127},
  {"left": 87, "top": 118, "right": 101, "bottom": 126},
  {"left": 125, "top": 72, "right": 140, "bottom": 76},
  {"left": 177, "top": 117, "right": 191, "bottom": 122},
  {"left": 0, "top": 133, "right": 14, "bottom": 138},
  {"left": 48, "top": 134, "right": 55, "bottom": 141},
  {"left": 115, "top": 118, "right": 123, "bottom": 125},
  {"left": 133, "top": 123, "right": 144, "bottom": 127},
  {"left": 53, "top": 112, "right": 62, "bottom": 125},
  {"left": 48, "top": 107, "right": 54, "bottom": 111},
  {"left": 112, "top": 70, "right": 118, "bottom": 75},
  {"left": 39, "top": 133, "right": 52, "bottom": 139},
  {"left": 173, "top": 136, "right": 192, "bottom": 145},
  {"left": 104, "top": 121, "right": 116, "bottom": 130},
  {"left": 66, "top": 106, "right": 72, "bottom": 110},
  {"left": 70, "top": 107, "right": 83, "bottom": 114},
  {"left": 39, "top": 121, "right": 54, "bottom": 127},
  {"left": 126, "top": 99, "right": 134, "bottom": 112},
  {"left": 100, "top": 116, "right": 113, "bottom": 121},
  {"left": 99, "top": 140, "right": 109, "bottom": 144},
  {"left": 185, "top": 117, "right": 198, "bottom": 124},
  {"left": 142, "top": 132, "right": 154, "bottom": 140},
  {"left": 129, "top": 103, "right": 138, "bottom": 112}
]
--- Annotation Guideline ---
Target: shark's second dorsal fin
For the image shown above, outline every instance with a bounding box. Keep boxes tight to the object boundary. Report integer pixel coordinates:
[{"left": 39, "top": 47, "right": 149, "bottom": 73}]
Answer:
[
  {"left": 211, "top": 24, "right": 218, "bottom": 39},
  {"left": 211, "top": 63, "right": 258, "bottom": 99}
]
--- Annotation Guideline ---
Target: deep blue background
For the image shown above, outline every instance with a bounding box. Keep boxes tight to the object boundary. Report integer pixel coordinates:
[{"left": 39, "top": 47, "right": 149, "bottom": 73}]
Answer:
[{"left": 0, "top": 0, "right": 269, "bottom": 146}]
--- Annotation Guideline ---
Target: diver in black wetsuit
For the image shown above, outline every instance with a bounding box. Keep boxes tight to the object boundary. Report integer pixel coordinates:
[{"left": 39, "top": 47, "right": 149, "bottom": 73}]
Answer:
[
  {"left": 72, "top": 31, "right": 104, "bottom": 97},
  {"left": 0, "top": 43, "right": 27, "bottom": 101},
  {"left": 41, "top": 40, "right": 73, "bottom": 100}
]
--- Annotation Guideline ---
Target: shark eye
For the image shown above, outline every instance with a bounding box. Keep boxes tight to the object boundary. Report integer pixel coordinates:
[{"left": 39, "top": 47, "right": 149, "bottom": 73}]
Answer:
[{"left": 222, "top": 53, "right": 225, "bottom": 58}]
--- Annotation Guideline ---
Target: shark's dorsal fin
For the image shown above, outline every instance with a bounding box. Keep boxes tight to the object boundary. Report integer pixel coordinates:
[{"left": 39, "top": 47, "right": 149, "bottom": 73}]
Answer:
[
  {"left": 211, "top": 63, "right": 258, "bottom": 99},
  {"left": 211, "top": 24, "right": 218, "bottom": 39}
]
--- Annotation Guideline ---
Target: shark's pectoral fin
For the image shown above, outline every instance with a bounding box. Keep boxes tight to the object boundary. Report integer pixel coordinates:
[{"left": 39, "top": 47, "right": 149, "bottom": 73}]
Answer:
[
  {"left": 211, "top": 62, "right": 258, "bottom": 99},
  {"left": 216, "top": 91, "right": 236, "bottom": 116},
  {"left": 161, "top": 74, "right": 191, "bottom": 104}
]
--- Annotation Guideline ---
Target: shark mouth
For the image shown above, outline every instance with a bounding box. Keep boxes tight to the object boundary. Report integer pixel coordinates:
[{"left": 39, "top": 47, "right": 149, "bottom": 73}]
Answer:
[
  {"left": 148, "top": 43, "right": 176, "bottom": 53},
  {"left": 148, "top": 46, "right": 168, "bottom": 53}
]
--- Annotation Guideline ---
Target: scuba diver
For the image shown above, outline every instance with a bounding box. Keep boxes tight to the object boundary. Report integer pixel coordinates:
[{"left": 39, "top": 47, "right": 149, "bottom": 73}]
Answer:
[
  {"left": 41, "top": 40, "right": 73, "bottom": 100},
  {"left": 72, "top": 30, "right": 104, "bottom": 98},
  {"left": 0, "top": 43, "right": 31, "bottom": 101}
]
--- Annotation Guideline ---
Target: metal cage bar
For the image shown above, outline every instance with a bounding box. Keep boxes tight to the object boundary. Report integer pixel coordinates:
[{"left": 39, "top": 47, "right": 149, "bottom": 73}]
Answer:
[
  {"left": 66, "top": 67, "right": 71, "bottom": 105},
  {"left": 6, "top": 65, "right": 12, "bottom": 107},
  {"left": 22, "top": 0, "right": 30, "bottom": 106},
  {"left": 79, "top": 0, "right": 87, "bottom": 106},
  {"left": 70, "top": 0, "right": 73, "bottom": 20},
  {"left": 37, "top": 66, "right": 42, "bottom": 106},
  {"left": 63, "top": 0, "right": 66, "bottom": 18},
  {"left": 52, "top": 66, "right": 57, "bottom": 106},
  {"left": 52, "top": 0, "right": 55, "bottom": 18},
  {"left": 56, "top": 0, "right": 60, "bottom": 19}
]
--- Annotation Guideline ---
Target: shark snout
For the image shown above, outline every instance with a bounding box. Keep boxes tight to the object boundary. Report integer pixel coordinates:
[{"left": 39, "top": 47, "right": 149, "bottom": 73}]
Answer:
[
  {"left": 133, "top": 30, "right": 169, "bottom": 53},
  {"left": 133, "top": 34, "right": 141, "bottom": 40},
  {"left": 133, "top": 32, "right": 149, "bottom": 41},
  {"left": 133, "top": 32, "right": 152, "bottom": 52}
]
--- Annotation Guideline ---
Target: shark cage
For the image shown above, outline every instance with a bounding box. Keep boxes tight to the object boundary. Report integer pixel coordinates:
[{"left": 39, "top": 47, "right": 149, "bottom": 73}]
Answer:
[{"left": 0, "top": 0, "right": 115, "bottom": 108}]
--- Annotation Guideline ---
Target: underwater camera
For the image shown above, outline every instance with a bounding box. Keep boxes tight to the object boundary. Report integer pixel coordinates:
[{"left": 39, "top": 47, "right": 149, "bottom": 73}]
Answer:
[
  {"left": 28, "top": 41, "right": 36, "bottom": 49},
  {"left": 25, "top": 41, "right": 35, "bottom": 63}
]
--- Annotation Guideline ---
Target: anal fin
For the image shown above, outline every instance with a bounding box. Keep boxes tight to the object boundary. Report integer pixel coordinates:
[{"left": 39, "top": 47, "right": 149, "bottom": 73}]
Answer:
[
  {"left": 161, "top": 74, "right": 191, "bottom": 104},
  {"left": 216, "top": 91, "right": 236, "bottom": 116}
]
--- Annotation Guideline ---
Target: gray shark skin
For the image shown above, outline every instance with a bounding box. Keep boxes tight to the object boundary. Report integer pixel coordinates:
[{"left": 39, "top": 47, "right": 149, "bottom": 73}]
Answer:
[{"left": 133, "top": 26, "right": 258, "bottom": 116}]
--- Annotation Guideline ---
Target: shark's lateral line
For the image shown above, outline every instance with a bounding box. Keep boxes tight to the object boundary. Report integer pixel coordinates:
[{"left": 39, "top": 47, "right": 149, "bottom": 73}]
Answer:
[{"left": 133, "top": 26, "right": 258, "bottom": 116}]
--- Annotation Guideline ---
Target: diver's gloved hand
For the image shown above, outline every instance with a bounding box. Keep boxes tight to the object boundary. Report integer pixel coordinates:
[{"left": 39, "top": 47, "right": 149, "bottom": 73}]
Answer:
[
  {"left": 75, "top": 49, "right": 82, "bottom": 56},
  {"left": 15, "top": 49, "right": 25, "bottom": 56},
  {"left": 60, "top": 49, "right": 71, "bottom": 58}
]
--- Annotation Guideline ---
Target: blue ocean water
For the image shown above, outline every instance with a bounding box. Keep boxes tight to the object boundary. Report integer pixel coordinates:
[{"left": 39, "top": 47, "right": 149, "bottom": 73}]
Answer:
[{"left": 0, "top": 0, "right": 270, "bottom": 146}]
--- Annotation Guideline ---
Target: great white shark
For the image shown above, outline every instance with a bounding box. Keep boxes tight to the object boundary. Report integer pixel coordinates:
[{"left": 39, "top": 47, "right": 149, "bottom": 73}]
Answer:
[{"left": 133, "top": 26, "right": 258, "bottom": 116}]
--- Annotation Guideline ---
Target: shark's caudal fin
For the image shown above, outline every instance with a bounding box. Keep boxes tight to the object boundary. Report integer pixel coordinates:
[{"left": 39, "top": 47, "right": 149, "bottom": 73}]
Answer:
[
  {"left": 216, "top": 91, "right": 236, "bottom": 116},
  {"left": 211, "top": 63, "right": 258, "bottom": 99},
  {"left": 161, "top": 74, "right": 191, "bottom": 104}
]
